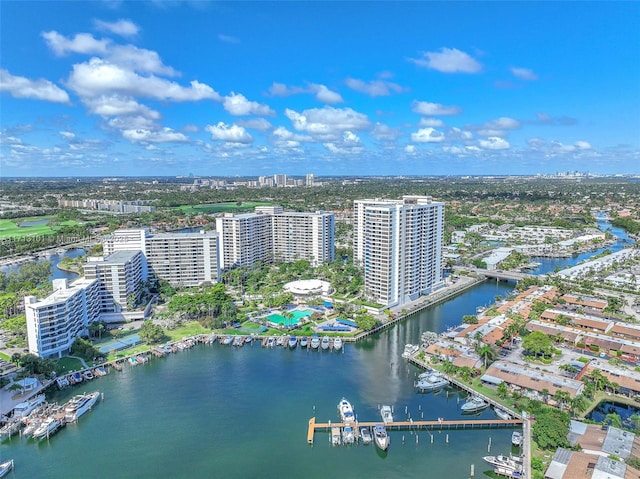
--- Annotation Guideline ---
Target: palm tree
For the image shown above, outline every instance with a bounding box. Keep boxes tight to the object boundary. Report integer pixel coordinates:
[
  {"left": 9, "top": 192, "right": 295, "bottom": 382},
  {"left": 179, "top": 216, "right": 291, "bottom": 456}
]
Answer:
[
  {"left": 569, "top": 394, "right": 589, "bottom": 417},
  {"left": 477, "top": 344, "right": 497, "bottom": 369},
  {"left": 553, "top": 390, "right": 571, "bottom": 410},
  {"left": 604, "top": 412, "right": 623, "bottom": 429}
]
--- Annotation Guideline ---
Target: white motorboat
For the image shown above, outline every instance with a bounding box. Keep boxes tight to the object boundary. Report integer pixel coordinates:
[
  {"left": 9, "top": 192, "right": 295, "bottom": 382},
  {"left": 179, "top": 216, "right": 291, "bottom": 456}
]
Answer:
[
  {"left": 276, "top": 336, "right": 286, "bottom": 347},
  {"left": 288, "top": 336, "right": 298, "bottom": 349},
  {"left": 338, "top": 398, "right": 355, "bottom": 423},
  {"left": 461, "top": 395, "right": 489, "bottom": 413},
  {"left": 495, "top": 408, "right": 511, "bottom": 420},
  {"left": 266, "top": 337, "right": 275, "bottom": 348},
  {"left": 64, "top": 391, "right": 101, "bottom": 422},
  {"left": 380, "top": 405, "right": 393, "bottom": 424},
  {"left": 373, "top": 424, "right": 390, "bottom": 451},
  {"left": 402, "top": 344, "right": 419, "bottom": 358},
  {"left": 321, "top": 336, "right": 330, "bottom": 350},
  {"left": 310, "top": 335, "right": 320, "bottom": 349},
  {"left": 12, "top": 394, "right": 45, "bottom": 419},
  {"left": 483, "top": 455, "right": 523, "bottom": 473},
  {"left": 415, "top": 372, "right": 449, "bottom": 392},
  {"left": 0, "top": 459, "right": 14, "bottom": 478},
  {"left": 333, "top": 337, "right": 343, "bottom": 351},
  {"left": 511, "top": 430, "right": 523, "bottom": 447},
  {"left": 331, "top": 426, "right": 341, "bottom": 446},
  {"left": 342, "top": 425, "right": 355, "bottom": 444},
  {"left": 300, "top": 337, "right": 308, "bottom": 348},
  {"left": 360, "top": 427, "right": 372, "bottom": 445},
  {"left": 32, "top": 417, "right": 62, "bottom": 439}
]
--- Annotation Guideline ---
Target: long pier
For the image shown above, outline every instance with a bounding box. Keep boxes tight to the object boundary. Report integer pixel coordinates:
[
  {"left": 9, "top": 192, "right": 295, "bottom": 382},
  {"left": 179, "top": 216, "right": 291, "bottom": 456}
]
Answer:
[{"left": 307, "top": 417, "right": 523, "bottom": 444}]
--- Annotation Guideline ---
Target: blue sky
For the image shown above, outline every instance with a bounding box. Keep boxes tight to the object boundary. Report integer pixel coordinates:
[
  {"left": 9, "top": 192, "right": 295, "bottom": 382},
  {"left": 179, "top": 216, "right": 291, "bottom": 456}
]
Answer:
[{"left": 1, "top": 1, "right": 639, "bottom": 177}]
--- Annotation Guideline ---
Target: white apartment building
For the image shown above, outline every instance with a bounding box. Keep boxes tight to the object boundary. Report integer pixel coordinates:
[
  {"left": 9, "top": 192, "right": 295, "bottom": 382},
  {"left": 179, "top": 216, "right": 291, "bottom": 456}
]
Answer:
[
  {"left": 84, "top": 250, "right": 144, "bottom": 312},
  {"left": 25, "top": 278, "right": 101, "bottom": 358},
  {"left": 216, "top": 208, "right": 335, "bottom": 270},
  {"left": 103, "top": 229, "right": 220, "bottom": 286},
  {"left": 354, "top": 196, "right": 445, "bottom": 307}
]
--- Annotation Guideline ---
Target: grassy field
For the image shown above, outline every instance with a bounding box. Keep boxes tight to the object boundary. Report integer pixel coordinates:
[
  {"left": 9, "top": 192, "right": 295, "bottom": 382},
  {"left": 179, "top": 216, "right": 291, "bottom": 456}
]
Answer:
[
  {"left": 0, "top": 216, "right": 81, "bottom": 240},
  {"left": 177, "top": 202, "right": 271, "bottom": 215}
]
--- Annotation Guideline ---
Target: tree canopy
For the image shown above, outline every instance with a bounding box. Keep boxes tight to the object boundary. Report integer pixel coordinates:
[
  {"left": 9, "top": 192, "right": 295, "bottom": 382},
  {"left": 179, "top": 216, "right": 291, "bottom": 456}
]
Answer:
[{"left": 522, "top": 331, "right": 555, "bottom": 357}]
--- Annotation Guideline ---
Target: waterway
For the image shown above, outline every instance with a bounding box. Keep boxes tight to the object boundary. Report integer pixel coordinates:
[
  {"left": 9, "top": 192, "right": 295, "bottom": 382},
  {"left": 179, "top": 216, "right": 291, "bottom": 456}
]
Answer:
[{"left": 1, "top": 220, "right": 633, "bottom": 477}]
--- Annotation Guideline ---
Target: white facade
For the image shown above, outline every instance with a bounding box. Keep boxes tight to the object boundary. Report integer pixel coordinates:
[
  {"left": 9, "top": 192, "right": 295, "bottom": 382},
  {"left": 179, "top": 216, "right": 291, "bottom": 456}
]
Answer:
[
  {"left": 84, "top": 250, "right": 144, "bottom": 311},
  {"left": 272, "top": 211, "right": 334, "bottom": 266},
  {"left": 216, "top": 213, "right": 273, "bottom": 270},
  {"left": 354, "top": 196, "right": 444, "bottom": 307},
  {"left": 25, "top": 278, "right": 101, "bottom": 358}
]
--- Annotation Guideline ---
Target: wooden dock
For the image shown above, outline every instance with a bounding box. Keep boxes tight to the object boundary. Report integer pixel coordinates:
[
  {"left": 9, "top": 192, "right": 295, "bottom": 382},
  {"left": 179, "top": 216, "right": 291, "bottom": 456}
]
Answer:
[{"left": 306, "top": 417, "right": 523, "bottom": 444}]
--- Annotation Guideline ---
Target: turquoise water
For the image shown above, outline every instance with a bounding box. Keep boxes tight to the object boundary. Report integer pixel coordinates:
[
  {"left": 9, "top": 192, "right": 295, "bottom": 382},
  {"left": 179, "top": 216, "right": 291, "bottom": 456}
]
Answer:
[{"left": 266, "top": 309, "right": 312, "bottom": 325}]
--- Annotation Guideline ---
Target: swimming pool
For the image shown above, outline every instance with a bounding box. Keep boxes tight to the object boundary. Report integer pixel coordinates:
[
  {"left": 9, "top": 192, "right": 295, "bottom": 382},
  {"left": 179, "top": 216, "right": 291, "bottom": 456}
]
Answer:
[{"left": 266, "top": 309, "right": 313, "bottom": 325}]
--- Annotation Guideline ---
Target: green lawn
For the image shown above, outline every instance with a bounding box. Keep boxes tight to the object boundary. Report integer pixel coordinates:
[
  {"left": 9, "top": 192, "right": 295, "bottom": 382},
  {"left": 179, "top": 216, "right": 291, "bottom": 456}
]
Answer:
[
  {"left": 54, "top": 357, "right": 85, "bottom": 374},
  {"left": 0, "top": 216, "right": 81, "bottom": 240},
  {"left": 0, "top": 352, "right": 10, "bottom": 361}
]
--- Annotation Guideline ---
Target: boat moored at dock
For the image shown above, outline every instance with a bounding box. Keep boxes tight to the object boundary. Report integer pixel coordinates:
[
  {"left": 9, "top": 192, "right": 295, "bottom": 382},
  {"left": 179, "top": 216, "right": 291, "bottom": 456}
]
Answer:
[
  {"left": 0, "top": 459, "right": 14, "bottom": 478},
  {"left": 360, "top": 427, "right": 372, "bottom": 445},
  {"left": 288, "top": 336, "right": 298, "bottom": 349},
  {"left": 32, "top": 417, "right": 62, "bottom": 439},
  {"left": 342, "top": 425, "right": 355, "bottom": 444},
  {"left": 373, "top": 424, "right": 389, "bottom": 451},
  {"left": 415, "top": 372, "right": 449, "bottom": 392},
  {"left": 380, "top": 405, "right": 393, "bottom": 424},
  {"left": 320, "top": 336, "right": 330, "bottom": 350},
  {"left": 338, "top": 398, "right": 355, "bottom": 423},
  {"left": 64, "top": 391, "right": 101, "bottom": 422},
  {"left": 460, "top": 395, "right": 489, "bottom": 413},
  {"left": 310, "top": 335, "right": 320, "bottom": 349},
  {"left": 12, "top": 394, "right": 45, "bottom": 419},
  {"left": 300, "top": 336, "right": 308, "bottom": 348},
  {"left": 511, "top": 430, "right": 523, "bottom": 447},
  {"left": 333, "top": 337, "right": 343, "bottom": 351}
]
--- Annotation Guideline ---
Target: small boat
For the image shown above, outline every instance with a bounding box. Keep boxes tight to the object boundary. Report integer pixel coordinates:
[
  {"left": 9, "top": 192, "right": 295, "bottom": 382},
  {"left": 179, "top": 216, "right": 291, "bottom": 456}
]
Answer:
[
  {"left": 232, "top": 336, "right": 244, "bottom": 347},
  {"left": 64, "top": 391, "right": 101, "bottom": 422},
  {"left": 288, "top": 336, "right": 298, "bottom": 349},
  {"left": 373, "top": 424, "right": 390, "bottom": 451},
  {"left": 483, "top": 455, "right": 523, "bottom": 472},
  {"left": 310, "top": 335, "right": 320, "bottom": 349},
  {"left": 511, "top": 431, "right": 523, "bottom": 447},
  {"left": 32, "top": 417, "right": 62, "bottom": 439},
  {"left": 12, "top": 394, "right": 45, "bottom": 419},
  {"left": 300, "top": 337, "right": 308, "bottom": 348},
  {"left": 266, "top": 337, "right": 275, "bottom": 348},
  {"left": 129, "top": 357, "right": 138, "bottom": 366},
  {"left": 333, "top": 337, "right": 343, "bottom": 351},
  {"left": 222, "top": 336, "right": 233, "bottom": 345},
  {"left": 320, "top": 336, "right": 330, "bottom": 350},
  {"left": 461, "top": 395, "right": 488, "bottom": 413},
  {"left": 360, "top": 427, "right": 372, "bottom": 445},
  {"left": 82, "top": 370, "right": 94, "bottom": 380},
  {"left": 56, "top": 376, "right": 70, "bottom": 389},
  {"left": 342, "top": 425, "right": 355, "bottom": 444},
  {"left": 415, "top": 372, "right": 449, "bottom": 392},
  {"left": 276, "top": 336, "right": 286, "bottom": 347},
  {"left": 73, "top": 372, "right": 83, "bottom": 382},
  {"left": 244, "top": 335, "right": 253, "bottom": 344},
  {"left": 402, "top": 343, "right": 419, "bottom": 358},
  {"left": 94, "top": 366, "right": 107, "bottom": 376},
  {"left": 331, "top": 426, "right": 341, "bottom": 446},
  {"left": 22, "top": 418, "right": 41, "bottom": 437},
  {"left": 338, "top": 398, "right": 355, "bottom": 423},
  {"left": 380, "top": 405, "right": 393, "bottom": 424},
  {"left": 495, "top": 408, "right": 511, "bottom": 420},
  {"left": 0, "top": 459, "right": 14, "bottom": 478}
]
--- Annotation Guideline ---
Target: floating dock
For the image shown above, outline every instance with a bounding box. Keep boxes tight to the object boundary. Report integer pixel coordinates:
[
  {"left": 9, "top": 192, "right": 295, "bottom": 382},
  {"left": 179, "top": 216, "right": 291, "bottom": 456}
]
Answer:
[{"left": 306, "top": 417, "right": 523, "bottom": 444}]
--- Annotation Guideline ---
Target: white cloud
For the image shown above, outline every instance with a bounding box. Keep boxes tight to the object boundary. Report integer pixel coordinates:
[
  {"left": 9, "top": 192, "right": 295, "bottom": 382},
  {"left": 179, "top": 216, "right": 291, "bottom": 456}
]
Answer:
[
  {"left": 237, "top": 118, "right": 272, "bottom": 131},
  {"left": 479, "top": 137, "right": 510, "bottom": 150},
  {"left": 484, "top": 117, "right": 520, "bottom": 130},
  {"left": 371, "top": 123, "right": 399, "bottom": 141},
  {"left": 411, "top": 127, "right": 445, "bottom": 143},
  {"left": 409, "top": 47, "right": 482, "bottom": 73},
  {"left": 575, "top": 140, "right": 591, "bottom": 150},
  {"left": 218, "top": 34, "right": 240, "bottom": 44},
  {"left": 309, "top": 84, "right": 343, "bottom": 104},
  {"left": 448, "top": 127, "right": 473, "bottom": 141},
  {"left": 84, "top": 94, "right": 161, "bottom": 119},
  {"left": 107, "top": 115, "right": 157, "bottom": 131},
  {"left": 268, "top": 82, "right": 303, "bottom": 96},
  {"left": 345, "top": 77, "right": 404, "bottom": 97},
  {"left": 122, "top": 127, "right": 189, "bottom": 143},
  {"left": 272, "top": 126, "right": 311, "bottom": 147},
  {"left": 405, "top": 144, "right": 416, "bottom": 154},
  {"left": 107, "top": 45, "right": 178, "bottom": 76},
  {"left": 59, "top": 131, "right": 75, "bottom": 139},
  {"left": 343, "top": 131, "right": 361, "bottom": 144},
  {"left": 205, "top": 122, "right": 253, "bottom": 144},
  {"left": 223, "top": 92, "right": 274, "bottom": 116},
  {"left": 418, "top": 118, "right": 444, "bottom": 128},
  {"left": 510, "top": 67, "right": 538, "bottom": 81},
  {"left": 94, "top": 19, "right": 140, "bottom": 37},
  {"left": 285, "top": 106, "right": 370, "bottom": 140},
  {"left": 0, "top": 69, "right": 70, "bottom": 103},
  {"left": 412, "top": 100, "right": 461, "bottom": 116},
  {"left": 42, "top": 31, "right": 110, "bottom": 56},
  {"left": 67, "top": 58, "right": 220, "bottom": 101},
  {"left": 478, "top": 129, "right": 507, "bottom": 137}
]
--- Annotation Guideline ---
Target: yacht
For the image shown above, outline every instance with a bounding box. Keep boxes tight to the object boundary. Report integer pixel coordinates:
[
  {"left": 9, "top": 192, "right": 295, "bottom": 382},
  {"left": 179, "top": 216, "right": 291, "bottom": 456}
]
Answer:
[
  {"left": 276, "top": 336, "right": 286, "bottom": 347},
  {"left": 288, "top": 336, "right": 298, "bottom": 349},
  {"left": 380, "top": 405, "right": 393, "bottom": 424},
  {"left": 32, "top": 417, "right": 62, "bottom": 439},
  {"left": 333, "top": 337, "right": 343, "bottom": 351},
  {"left": 320, "top": 336, "right": 330, "bottom": 350},
  {"left": 64, "top": 391, "right": 101, "bottom": 422},
  {"left": 12, "top": 394, "right": 45, "bottom": 419},
  {"left": 360, "top": 427, "right": 372, "bottom": 445},
  {"left": 402, "top": 344, "right": 420, "bottom": 358},
  {"left": 460, "top": 396, "right": 489, "bottom": 413},
  {"left": 483, "top": 455, "right": 523, "bottom": 473},
  {"left": 331, "top": 426, "right": 341, "bottom": 446},
  {"left": 300, "top": 336, "right": 308, "bottom": 348},
  {"left": 373, "top": 424, "right": 390, "bottom": 451},
  {"left": 511, "top": 430, "right": 523, "bottom": 447},
  {"left": 495, "top": 408, "right": 511, "bottom": 420},
  {"left": 415, "top": 372, "right": 449, "bottom": 392},
  {"left": 310, "top": 335, "right": 320, "bottom": 349},
  {"left": 0, "top": 459, "right": 14, "bottom": 478},
  {"left": 337, "top": 398, "right": 355, "bottom": 423}
]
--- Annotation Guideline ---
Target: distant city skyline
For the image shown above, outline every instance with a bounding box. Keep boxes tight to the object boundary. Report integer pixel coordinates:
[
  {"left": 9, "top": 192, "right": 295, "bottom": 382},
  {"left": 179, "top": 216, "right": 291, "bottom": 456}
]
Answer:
[{"left": 1, "top": 1, "right": 639, "bottom": 177}]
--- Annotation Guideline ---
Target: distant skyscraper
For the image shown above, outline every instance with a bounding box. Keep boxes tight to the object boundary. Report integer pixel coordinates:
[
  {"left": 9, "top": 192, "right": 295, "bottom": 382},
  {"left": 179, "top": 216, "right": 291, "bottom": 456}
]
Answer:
[
  {"left": 354, "top": 196, "right": 445, "bottom": 307},
  {"left": 306, "top": 173, "right": 315, "bottom": 187},
  {"left": 274, "top": 174, "right": 287, "bottom": 187}
]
